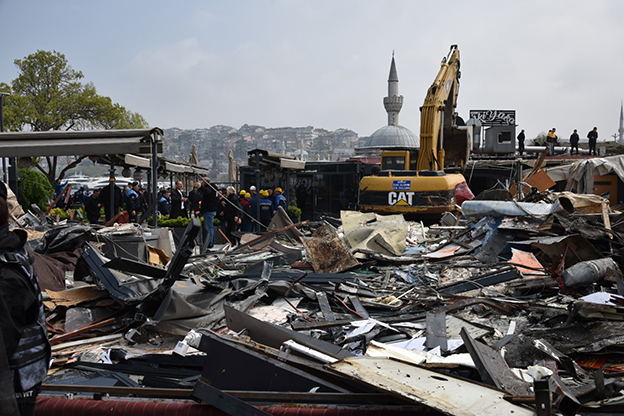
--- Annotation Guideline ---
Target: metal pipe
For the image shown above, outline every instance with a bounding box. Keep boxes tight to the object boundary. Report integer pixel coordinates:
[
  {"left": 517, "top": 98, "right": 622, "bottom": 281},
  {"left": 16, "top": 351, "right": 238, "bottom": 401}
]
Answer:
[{"left": 280, "top": 339, "right": 338, "bottom": 364}]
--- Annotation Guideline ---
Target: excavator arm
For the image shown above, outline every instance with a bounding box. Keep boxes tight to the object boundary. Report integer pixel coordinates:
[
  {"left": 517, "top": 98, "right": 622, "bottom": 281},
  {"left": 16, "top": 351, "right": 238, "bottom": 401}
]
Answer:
[{"left": 417, "top": 45, "right": 465, "bottom": 171}]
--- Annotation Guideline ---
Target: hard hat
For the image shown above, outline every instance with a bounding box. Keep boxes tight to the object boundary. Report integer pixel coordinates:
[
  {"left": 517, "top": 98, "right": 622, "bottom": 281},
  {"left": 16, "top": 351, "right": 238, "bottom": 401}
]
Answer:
[
  {"left": 245, "top": 192, "right": 251, "bottom": 199},
  {"left": 240, "top": 190, "right": 246, "bottom": 196},
  {"left": 275, "top": 187, "right": 283, "bottom": 193},
  {"left": 249, "top": 186, "right": 256, "bottom": 191}
]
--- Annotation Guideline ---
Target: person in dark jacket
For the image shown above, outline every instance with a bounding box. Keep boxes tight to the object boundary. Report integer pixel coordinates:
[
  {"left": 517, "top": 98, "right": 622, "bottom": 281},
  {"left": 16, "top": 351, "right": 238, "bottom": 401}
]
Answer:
[
  {"left": 170, "top": 180, "right": 188, "bottom": 219},
  {"left": 187, "top": 181, "right": 202, "bottom": 218},
  {"left": 587, "top": 127, "right": 598, "bottom": 156},
  {"left": 126, "top": 182, "right": 141, "bottom": 223},
  {"left": 248, "top": 186, "right": 259, "bottom": 231},
  {"left": 221, "top": 186, "right": 242, "bottom": 246},
  {"left": 259, "top": 190, "right": 273, "bottom": 228},
  {"left": 84, "top": 189, "right": 102, "bottom": 224},
  {"left": 199, "top": 178, "right": 219, "bottom": 248},
  {"left": 517, "top": 130, "right": 525, "bottom": 156},
  {"left": 240, "top": 192, "right": 253, "bottom": 232},
  {"left": 569, "top": 129, "right": 580, "bottom": 155},
  {"left": 0, "top": 181, "right": 51, "bottom": 416},
  {"left": 98, "top": 181, "right": 122, "bottom": 223}
]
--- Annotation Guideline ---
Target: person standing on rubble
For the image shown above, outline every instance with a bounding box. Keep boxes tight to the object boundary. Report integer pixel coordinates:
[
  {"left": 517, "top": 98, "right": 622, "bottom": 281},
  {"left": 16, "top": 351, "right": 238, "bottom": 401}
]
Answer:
[
  {"left": 517, "top": 130, "right": 525, "bottom": 156},
  {"left": 569, "top": 129, "right": 580, "bottom": 155},
  {"left": 199, "top": 178, "right": 219, "bottom": 249},
  {"left": 0, "top": 181, "right": 51, "bottom": 416},
  {"left": 547, "top": 128, "right": 558, "bottom": 156},
  {"left": 587, "top": 127, "right": 598, "bottom": 156}
]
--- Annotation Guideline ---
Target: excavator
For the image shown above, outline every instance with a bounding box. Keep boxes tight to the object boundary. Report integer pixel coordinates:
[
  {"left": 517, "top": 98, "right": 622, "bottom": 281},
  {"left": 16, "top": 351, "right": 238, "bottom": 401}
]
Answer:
[{"left": 359, "top": 45, "right": 473, "bottom": 217}]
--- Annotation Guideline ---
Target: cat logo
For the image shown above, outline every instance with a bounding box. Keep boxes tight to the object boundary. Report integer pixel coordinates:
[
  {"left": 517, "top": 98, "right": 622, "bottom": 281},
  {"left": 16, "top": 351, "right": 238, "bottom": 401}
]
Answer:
[{"left": 388, "top": 191, "right": 414, "bottom": 206}]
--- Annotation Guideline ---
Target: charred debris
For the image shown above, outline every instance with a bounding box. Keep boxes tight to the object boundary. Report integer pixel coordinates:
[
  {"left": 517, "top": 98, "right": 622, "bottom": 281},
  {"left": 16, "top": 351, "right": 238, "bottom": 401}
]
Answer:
[{"left": 16, "top": 184, "right": 624, "bottom": 415}]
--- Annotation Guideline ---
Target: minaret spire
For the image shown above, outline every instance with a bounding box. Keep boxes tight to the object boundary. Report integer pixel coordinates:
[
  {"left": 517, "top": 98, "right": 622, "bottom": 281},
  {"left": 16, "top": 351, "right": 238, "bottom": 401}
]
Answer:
[
  {"left": 619, "top": 100, "right": 624, "bottom": 145},
  {"left": 383, "top": 52, "right": 403, "bottom": 126}
]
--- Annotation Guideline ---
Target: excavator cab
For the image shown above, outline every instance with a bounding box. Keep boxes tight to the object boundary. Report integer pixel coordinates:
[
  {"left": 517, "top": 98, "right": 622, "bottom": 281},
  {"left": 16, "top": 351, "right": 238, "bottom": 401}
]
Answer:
[{"left": 381, "top": 149, "right": 419, "bottom": 171}]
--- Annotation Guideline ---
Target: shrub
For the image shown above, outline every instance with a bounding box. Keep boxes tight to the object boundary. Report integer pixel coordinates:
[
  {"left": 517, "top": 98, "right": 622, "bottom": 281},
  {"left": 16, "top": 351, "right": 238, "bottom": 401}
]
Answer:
[
  {"left": 286, "top": 205, "right": 302, "bottom": 221},
  {"left": 48, "top": 207, "right": 70, "bottom": 221},
  {"left": 18, "top": 168, "right": 54, "bottom": 210}
]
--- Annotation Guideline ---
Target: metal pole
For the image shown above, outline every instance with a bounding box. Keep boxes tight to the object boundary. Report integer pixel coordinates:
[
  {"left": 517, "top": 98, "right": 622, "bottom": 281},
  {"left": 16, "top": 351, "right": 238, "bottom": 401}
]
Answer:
[
  {"left": 151, "top": 133, "right": 159, "bottom": 227},
  {"left": 109, "top": 156, "right": 115, "bottom": 221},
  {"left": 255, "top": 150, "right": 261, "bottom": 223}
]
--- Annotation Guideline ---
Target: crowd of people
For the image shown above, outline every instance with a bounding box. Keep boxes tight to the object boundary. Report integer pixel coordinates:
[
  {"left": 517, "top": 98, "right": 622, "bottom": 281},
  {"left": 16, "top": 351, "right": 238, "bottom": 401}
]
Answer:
[
  {"left": 517, "top": 127, "right": 600, "bottom": 156},
  {"left": 52, "top": 178, "right": 290, "bottom": 248},
  {"left": 190, "top": 179, "right": 288, "bottom": 248}
]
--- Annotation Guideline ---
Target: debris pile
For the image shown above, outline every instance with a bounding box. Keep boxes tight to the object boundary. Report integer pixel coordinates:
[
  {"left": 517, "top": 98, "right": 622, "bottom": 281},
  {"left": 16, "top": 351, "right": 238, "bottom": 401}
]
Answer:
[{"left": 13, "top": 198, "right": 624, "bottom": 415}]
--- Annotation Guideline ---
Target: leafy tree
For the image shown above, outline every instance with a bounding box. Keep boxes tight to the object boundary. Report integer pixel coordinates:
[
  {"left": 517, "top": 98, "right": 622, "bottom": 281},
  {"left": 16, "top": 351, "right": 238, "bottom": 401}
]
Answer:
[
  {"left": 1, "top": 50, "right": 148, "bottom": 184},
  {"left": 18, "top": 168, "right": 54, "bottom": 210}
]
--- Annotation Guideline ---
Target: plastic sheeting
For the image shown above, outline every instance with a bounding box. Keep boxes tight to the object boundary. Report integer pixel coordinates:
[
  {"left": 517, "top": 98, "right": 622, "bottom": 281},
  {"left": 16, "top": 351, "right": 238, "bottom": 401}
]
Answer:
[{"left": 461, "top": 199, "right": 570, "bottom": 218}]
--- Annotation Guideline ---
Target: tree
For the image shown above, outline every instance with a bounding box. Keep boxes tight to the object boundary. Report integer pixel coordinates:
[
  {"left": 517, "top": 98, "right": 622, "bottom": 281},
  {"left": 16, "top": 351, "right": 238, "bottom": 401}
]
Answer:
[
  {"left": 18, "top": 168, "right": 54, "bottom": 210},
  {"left": 1, "top": 50, "right": 148, "bottom": 184}
]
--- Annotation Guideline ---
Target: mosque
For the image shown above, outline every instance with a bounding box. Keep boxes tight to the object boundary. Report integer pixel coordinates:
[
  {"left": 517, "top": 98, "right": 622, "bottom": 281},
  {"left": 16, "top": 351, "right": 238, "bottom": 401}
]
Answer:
[{"left": 355, "top": 54, "right": 419, "bottom": 155}]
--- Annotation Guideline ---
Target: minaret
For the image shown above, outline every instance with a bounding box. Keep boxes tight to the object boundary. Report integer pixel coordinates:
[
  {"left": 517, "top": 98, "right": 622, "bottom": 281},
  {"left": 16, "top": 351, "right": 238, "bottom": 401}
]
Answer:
[
  {"left": 619, "top": 101, "right": 624, "bottom": 145},
  {"left": 383, "top": 52, "right": 403, "bottom": 126}
]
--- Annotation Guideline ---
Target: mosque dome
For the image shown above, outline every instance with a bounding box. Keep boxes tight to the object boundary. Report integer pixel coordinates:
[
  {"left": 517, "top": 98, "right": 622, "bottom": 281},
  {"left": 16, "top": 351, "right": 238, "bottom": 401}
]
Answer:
[{"left": 366, "top": 125, "right": 419, "bottom": 149}]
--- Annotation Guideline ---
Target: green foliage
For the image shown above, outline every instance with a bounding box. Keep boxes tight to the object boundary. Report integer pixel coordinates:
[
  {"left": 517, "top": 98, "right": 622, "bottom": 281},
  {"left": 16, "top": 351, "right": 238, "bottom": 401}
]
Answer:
[
  {"left": 286, "top": 205, "right": 302, "bottom": 220},
  {"left": 3, "top": 50, "right": 149, "bottom": 184},
  {"left": 18, "top": 168, "right": 53, "bottom": 210},
  {"left": 146, "top": 215, "right": 213, "bottom": 228},
  {"left": 157, "top": 215, "right": 191, "bottom": 228},
  {"left": 48, "top": 207, "right": 71, "bottom": 220}
]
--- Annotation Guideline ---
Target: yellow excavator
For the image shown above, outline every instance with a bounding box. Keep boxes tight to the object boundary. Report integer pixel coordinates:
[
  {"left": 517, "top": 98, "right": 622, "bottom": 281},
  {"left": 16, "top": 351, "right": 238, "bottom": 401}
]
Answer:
[{"left": 359, "top": 45, "right": 472, "bottom": 217}]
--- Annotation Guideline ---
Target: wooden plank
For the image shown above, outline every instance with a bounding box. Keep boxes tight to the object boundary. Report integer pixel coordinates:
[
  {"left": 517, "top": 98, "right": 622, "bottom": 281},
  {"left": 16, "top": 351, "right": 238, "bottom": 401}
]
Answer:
[{"left": 327, "top": 356, "right": 535, "bottom": 416}]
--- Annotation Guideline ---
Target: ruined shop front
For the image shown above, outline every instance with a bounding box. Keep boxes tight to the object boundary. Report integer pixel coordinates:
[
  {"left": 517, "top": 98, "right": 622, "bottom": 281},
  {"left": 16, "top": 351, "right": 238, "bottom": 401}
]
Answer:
[{"left": 239, "top": 160, "right": 361, "bottom": 221}]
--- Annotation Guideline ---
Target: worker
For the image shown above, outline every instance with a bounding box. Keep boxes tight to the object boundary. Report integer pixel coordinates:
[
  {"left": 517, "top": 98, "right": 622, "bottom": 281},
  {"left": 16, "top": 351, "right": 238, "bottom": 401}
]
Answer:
[
  {"left": 240, "top": 192, "right": 253, "bottom": 232},
  {"left": 259, "top": 190, "right": 273, "bottom": 228},
  {"left": 273, "top": 187, "right": 286, "bottom": 213},
  {"left": 158, "top": 189, "right": 171, "bottom": 216}
]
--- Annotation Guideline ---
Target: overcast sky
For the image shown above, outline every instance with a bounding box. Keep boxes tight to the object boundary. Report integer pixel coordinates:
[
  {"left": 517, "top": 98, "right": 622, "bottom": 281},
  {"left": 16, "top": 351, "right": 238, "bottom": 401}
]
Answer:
[{"left": 1, "top": 0, "right": 623, "bottom": 142}]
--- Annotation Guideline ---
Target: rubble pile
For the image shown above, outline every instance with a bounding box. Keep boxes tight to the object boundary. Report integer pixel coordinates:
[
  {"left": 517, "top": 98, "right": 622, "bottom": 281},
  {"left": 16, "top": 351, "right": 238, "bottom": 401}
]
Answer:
[{"left": 16, "top": 200, "right": 624, "bottom": 415}]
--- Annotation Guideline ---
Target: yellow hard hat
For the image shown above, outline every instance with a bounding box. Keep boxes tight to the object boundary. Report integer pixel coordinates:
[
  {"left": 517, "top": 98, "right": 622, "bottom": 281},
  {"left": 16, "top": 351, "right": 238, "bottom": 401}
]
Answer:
[
  {"left": 245, "top": 192, "right": 251, "bottom": 199},
  {"left": 275, "top": 187, "right": 283, "bottom": 193},
  {"left": 240, "top": 190, "right": 246, "bottom": 196}
]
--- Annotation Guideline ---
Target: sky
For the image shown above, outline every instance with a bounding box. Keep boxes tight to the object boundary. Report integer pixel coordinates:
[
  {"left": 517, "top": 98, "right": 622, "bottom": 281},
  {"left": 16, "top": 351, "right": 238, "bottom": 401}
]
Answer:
[{"left": 1, "top": 0, "right": 623, "bottom": 142}]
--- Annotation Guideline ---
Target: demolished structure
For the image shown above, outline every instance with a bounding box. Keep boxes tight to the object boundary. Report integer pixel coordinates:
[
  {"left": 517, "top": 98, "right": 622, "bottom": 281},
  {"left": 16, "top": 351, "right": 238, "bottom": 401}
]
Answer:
[{"left": 6, "top": 154, "right": 624, "bottom": 416}]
